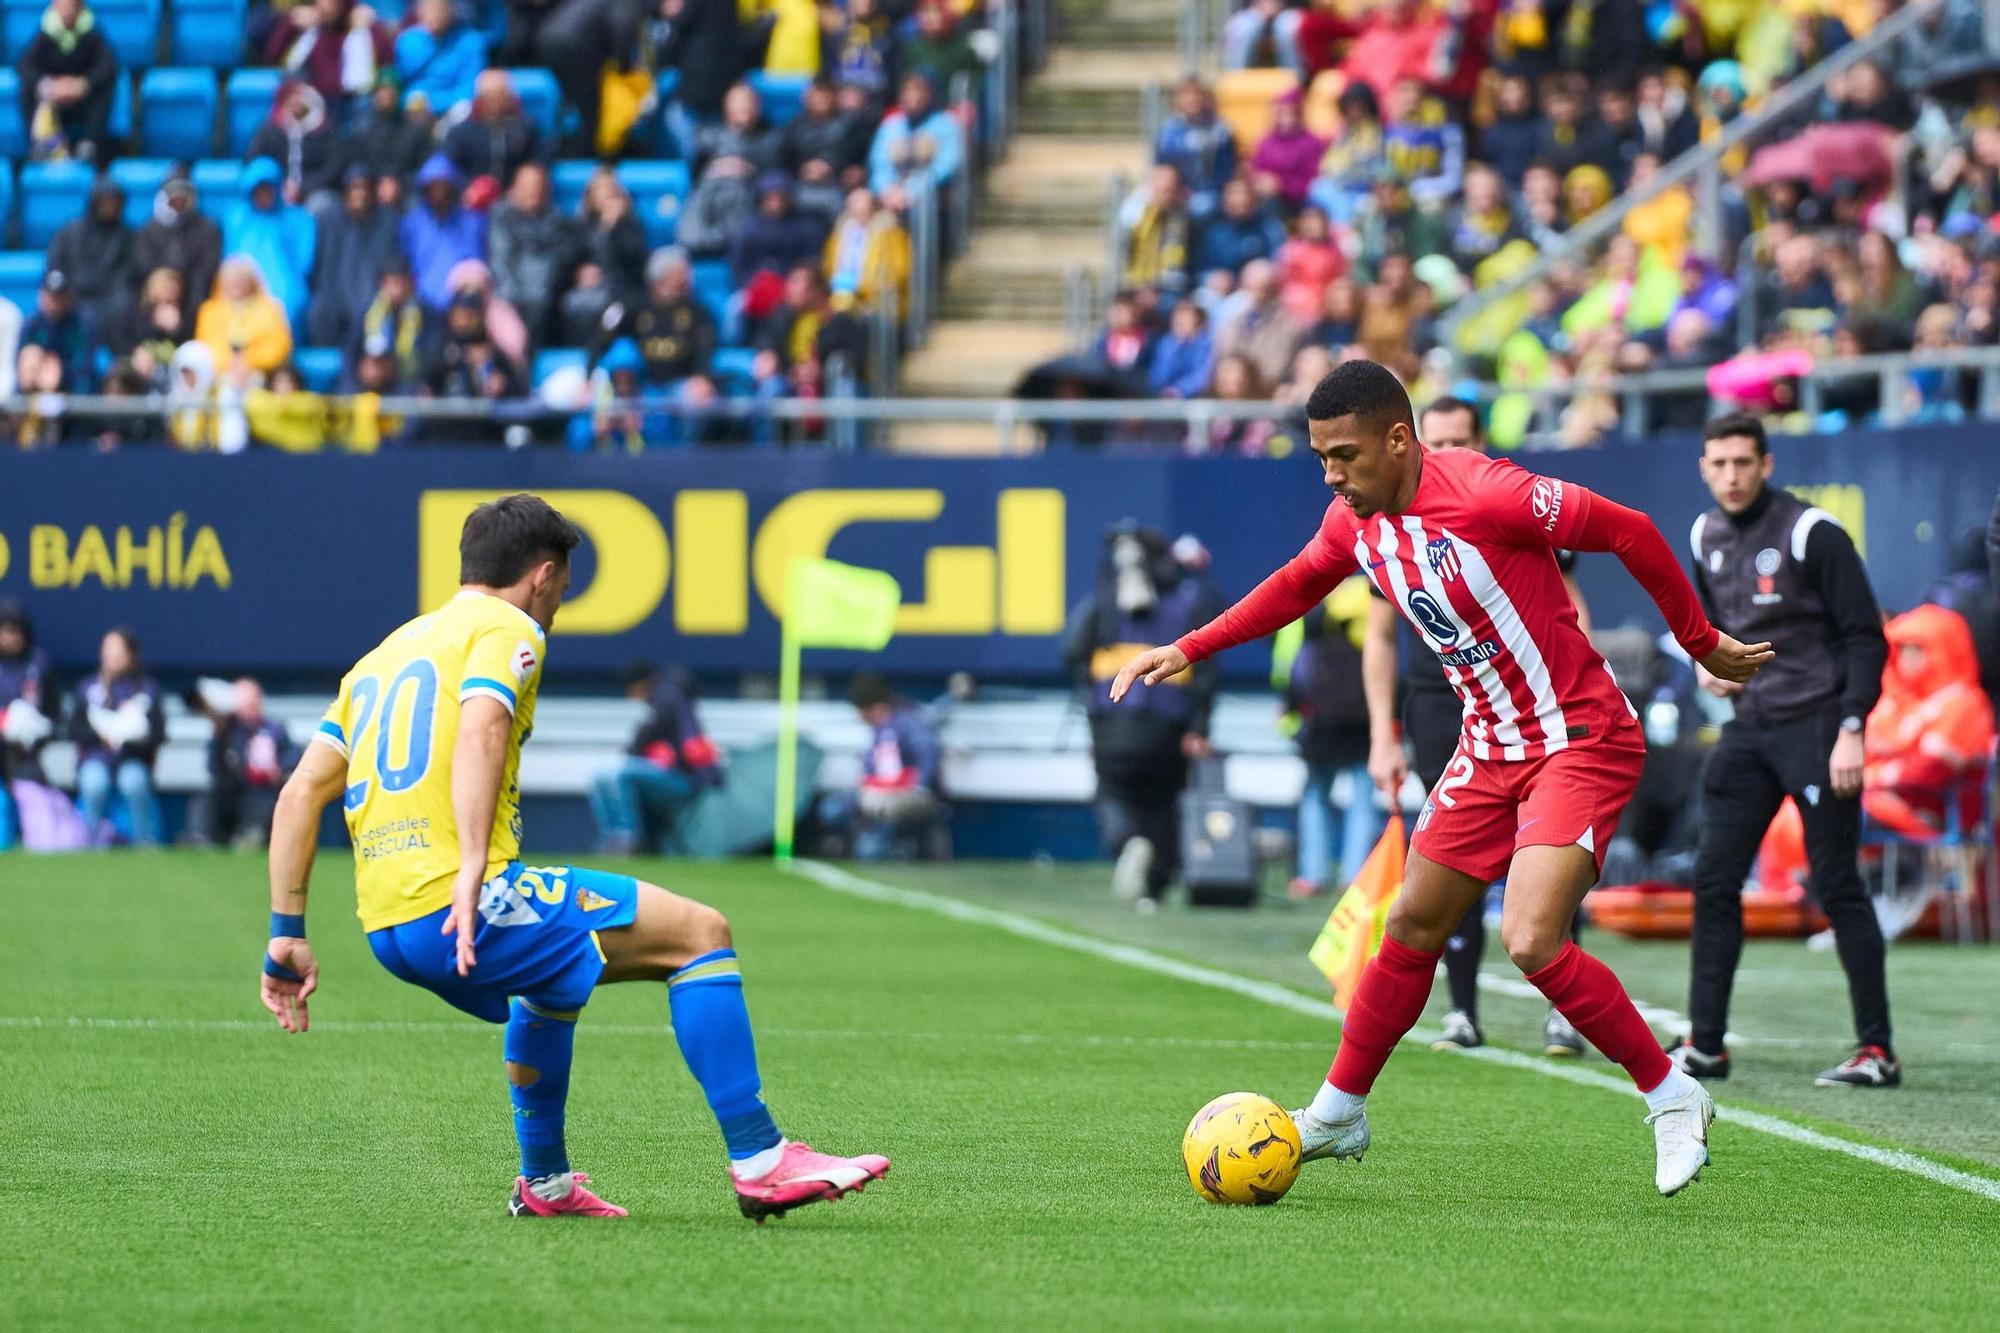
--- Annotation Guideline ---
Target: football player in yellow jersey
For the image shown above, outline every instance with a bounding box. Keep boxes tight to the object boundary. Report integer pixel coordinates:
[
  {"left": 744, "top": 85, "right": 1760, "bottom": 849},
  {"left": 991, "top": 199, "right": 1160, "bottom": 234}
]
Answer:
[{"left": 258, "top": 494, "right": 889, "bottom": 1220}]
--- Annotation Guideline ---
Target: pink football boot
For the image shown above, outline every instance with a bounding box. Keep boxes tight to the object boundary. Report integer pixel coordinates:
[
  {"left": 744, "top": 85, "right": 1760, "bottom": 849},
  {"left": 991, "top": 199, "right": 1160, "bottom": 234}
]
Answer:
[
  {"left": 733, "top": 1143, "right": 890, "bottom": 1223},
  {"left": 508, "top": 1172, "right": 629, "bottom": 1217}
]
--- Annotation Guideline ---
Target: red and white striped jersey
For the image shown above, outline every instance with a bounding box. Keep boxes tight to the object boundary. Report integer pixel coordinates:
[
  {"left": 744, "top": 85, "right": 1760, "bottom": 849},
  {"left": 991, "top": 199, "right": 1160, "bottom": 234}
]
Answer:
[{"left": 1178, "top": 448, "right": 1720, "bottom": 763}]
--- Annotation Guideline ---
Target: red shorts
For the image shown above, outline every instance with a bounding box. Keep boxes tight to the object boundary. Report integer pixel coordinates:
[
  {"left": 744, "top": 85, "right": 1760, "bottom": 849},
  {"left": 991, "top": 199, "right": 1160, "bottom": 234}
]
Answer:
[{"left": 1410, "top": 730, "right": 1645, "bottom": 884}]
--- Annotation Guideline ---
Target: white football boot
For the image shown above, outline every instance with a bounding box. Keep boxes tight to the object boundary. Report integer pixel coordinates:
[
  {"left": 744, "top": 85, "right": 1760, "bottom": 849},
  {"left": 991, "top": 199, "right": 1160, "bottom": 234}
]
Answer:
[
  {"left": 1111, "top": 836, "right": 1153, "bottom": 902},
  {"left": 1289, "top": 1106, "right": 1371, "bottom": 1164},
  {"left": 1646, "top": 1080, "right": 1716, "bottom": 1195}
]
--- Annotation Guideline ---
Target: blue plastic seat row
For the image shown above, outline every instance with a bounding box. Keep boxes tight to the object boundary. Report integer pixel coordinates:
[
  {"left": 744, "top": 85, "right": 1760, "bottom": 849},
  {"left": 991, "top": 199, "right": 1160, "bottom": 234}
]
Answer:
[
  {"left": 3, "top": 149, "right": 699, "bottom": 250},
  {"left": 19, "top": 66, "right": 570, "bottom": 164}
]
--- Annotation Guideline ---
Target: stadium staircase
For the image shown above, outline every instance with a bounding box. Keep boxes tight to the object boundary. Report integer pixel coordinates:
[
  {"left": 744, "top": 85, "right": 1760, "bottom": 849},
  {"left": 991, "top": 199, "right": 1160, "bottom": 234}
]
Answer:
[{"left": 893, "top": 0, "right": 1175, "bottom": 443}]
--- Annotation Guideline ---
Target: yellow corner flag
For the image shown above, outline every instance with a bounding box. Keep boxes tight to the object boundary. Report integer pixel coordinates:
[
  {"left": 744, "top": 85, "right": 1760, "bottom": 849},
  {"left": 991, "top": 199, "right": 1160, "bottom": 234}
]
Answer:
[
  {"left": 787, "top": 558, "right": 902, "bottom": 650},
  {"left": 1307, "top": 816, "right": 1405, "bottom": 1012},
  {"left": 774, "top": 559, "right": 902, "bottom": 862}
]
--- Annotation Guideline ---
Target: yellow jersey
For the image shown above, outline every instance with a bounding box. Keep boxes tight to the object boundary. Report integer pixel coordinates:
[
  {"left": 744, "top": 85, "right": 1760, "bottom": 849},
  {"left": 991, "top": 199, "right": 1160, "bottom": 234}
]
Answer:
[{"left": 312, "top": 590, "right": 546, "bottom": 931}]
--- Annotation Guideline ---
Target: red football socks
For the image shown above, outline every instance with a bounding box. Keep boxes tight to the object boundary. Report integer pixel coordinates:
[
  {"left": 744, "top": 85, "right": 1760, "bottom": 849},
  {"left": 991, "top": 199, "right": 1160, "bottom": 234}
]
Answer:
[
  {"left": 1526, "top": 941, "right": 1673, "bottom": 1092},
  {"left": 1327, "top": 936, "right": 1442, "bottom": 1095}
]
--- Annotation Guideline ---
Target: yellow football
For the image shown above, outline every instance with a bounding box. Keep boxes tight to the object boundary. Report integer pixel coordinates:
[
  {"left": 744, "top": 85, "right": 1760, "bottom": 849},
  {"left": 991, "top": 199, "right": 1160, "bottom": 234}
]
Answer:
[{"left": 1181, "top": 1092, "right": 1302, "bottom": 1205}]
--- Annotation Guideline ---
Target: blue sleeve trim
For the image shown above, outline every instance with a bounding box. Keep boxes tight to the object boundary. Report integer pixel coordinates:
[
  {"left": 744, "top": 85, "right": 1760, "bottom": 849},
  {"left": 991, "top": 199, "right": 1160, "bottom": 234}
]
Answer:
[
  {"left": 461, "top": 676, "right": 518, "bottom": 706},
  {"left": 313, "top": 720, "right": 349, "bottom": 756}
]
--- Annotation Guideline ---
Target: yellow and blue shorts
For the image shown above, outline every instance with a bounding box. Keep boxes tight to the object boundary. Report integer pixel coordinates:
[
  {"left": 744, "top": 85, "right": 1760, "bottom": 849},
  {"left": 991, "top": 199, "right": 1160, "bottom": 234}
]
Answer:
[{"left": 366, "top": 861, "right": 641, "bottom": 1023}]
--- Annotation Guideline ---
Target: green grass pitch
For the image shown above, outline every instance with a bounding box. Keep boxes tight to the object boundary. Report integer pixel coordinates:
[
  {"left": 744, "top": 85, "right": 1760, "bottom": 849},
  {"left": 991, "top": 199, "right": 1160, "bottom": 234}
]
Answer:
[{"left": 4, "top": 852, "right": 1998, "bottom": 1330}]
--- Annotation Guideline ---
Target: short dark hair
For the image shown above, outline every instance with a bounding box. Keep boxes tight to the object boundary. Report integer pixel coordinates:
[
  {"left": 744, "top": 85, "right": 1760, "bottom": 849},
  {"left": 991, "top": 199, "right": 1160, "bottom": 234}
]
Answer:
[
  {"left": 459, "top": 493, "right": 582, "bottom": 587},
  {"left": 847, "top": 671, "right": 893, "bottom": 711},
  {"left": 1702, "top": 412, "right": 1767, "bottom": 456},
  {"left": 1419, "top": 394, "right": 1482, "bottom": 438},
  {"left": 1306, "top": 359, "right": 1413, "bottom": 429},
  {"left": 618, "top": 660, "right": 659, "bottom": 692}
]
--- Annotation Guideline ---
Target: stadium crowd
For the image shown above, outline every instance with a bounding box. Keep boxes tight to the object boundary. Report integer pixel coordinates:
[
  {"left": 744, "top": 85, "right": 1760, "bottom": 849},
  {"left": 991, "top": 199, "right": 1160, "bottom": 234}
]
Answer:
[
  {"left": 1088, "top": 0, "right": 2000, "bottom": 450},
  {"left": 0, "top": 0, "right": 991, "bottom": 448}
]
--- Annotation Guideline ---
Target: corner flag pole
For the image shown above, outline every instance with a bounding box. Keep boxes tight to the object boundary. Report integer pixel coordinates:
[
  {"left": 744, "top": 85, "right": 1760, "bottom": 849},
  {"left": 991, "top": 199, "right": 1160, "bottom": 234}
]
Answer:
[
  {"left": 773, "top": 603, "right": 803, "bottom": 864},
  {"left": 771, "top": 557, "right": 900, "bottom": 863}
]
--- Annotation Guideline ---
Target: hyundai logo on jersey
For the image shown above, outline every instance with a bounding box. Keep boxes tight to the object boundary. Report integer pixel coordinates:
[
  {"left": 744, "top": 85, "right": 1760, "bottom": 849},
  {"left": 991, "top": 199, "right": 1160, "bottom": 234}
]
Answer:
[{"left": 1406, "top": 590, "right": 1460, "bottom": 645}]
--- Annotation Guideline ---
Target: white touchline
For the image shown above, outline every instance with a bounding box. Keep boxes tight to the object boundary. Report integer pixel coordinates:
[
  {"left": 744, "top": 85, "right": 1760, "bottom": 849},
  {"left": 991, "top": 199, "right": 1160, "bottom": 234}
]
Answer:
[
  {"left": 1474, "top": 971, "right": 1739, "bottom": 1044},
  {"left": 784, "top": 860, "right": 2000, "bottom": 1206}
]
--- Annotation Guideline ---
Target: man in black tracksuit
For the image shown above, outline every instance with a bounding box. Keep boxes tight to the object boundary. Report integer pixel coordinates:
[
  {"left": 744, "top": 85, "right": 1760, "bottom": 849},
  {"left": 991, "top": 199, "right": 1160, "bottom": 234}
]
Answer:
[
  {"left": 1067, "top": 524, "right": 1222, "bottom": 909},
  {"left": 1672, "top": 414, "right": 1895, "bottom": 1088}
]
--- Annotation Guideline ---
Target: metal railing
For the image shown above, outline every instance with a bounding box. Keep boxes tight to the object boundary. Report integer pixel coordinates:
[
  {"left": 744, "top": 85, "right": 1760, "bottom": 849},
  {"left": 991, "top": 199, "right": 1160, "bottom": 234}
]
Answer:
[
  {"left": 1100, "top": 170, "right": 1132, "bottom": 311},
  {"left": 1178, "top": 0, "right": 1229, "bottom": 73},
  {"left": 23, "top": 345, "right": 2000, "bottom": 455},
  {"left": 1062, "top": 262, "right": 1100, "bottom": 348},
  {"left": 1465, "top": 344, "right": 2000, "bottom": 442},
  {"left": 883, "top": 0, "right": 1047, "bottom": 361},
  {"left": 1442, "top": 0, "right": 1953, "bottom": 346}
]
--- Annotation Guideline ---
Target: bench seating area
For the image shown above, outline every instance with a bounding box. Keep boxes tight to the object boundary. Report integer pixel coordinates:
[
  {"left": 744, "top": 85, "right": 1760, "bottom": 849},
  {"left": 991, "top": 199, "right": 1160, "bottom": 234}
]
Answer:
[{"left": 33, "top": 693, "right": 1326, "bottom": 809}]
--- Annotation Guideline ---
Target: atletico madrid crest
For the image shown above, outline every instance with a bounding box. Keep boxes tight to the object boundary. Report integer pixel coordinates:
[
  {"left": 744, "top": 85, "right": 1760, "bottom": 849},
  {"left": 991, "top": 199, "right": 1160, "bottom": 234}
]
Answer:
[{"left": 1426, "top": 537, "right": 1462, "bottom": 582}]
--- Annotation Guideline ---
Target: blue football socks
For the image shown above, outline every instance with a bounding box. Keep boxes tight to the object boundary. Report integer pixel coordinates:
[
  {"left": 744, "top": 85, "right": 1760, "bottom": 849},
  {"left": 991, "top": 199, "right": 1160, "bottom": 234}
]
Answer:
[
  {"left": 504, "top": 998, "right": 576, "bottom": 1180},
  {"left": 667, "top": 949, "right": 783, "bottom": 1161}
]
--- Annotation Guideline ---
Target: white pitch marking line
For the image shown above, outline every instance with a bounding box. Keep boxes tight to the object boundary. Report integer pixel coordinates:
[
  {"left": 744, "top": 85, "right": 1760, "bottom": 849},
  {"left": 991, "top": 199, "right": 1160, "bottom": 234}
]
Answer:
[
  {"left": 1473, "top": 971, "right": 1750, "bottom": 1045},
  {"left": 784, "top": 859, "right": 2000, "bottom": 1205}
]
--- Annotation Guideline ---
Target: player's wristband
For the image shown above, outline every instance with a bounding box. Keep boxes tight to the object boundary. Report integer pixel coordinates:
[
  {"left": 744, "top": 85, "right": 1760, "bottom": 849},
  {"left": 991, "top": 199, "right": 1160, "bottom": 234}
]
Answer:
[
  {"left": 263, "top": 954, "right": 304, "bottom": 982},
  {"left": 270, "top": 912, "right": 306, "bottom": 940}
]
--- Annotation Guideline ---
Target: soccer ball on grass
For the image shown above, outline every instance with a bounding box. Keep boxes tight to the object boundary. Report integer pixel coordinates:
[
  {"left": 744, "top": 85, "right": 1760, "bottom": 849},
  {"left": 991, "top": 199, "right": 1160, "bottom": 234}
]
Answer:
[{"left": 1181, "top": 1092, "right": 1302, "bottom": 1205}]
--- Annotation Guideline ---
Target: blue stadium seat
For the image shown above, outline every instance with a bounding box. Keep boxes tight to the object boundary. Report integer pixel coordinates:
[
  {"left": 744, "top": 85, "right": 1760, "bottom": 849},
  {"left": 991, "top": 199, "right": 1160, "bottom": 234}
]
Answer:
[
  {"left": 616, "top": 160, "right": 691, "bottom": 249},
  {"left": 510, "top": 68, "right": 561, "bottom": 140},
  {"left": 191, "top": 158, "right": 242, "bottom": 217},
  {"left": 532, "top": 347, "right": 587, "bottom": 390},
  {"left": 0, "top": 168, "right": 14, "bottom": 242},
  {"left": 2, "top": 6, "right": 39, "bottom": 63},
  {"left": 294, "top": 347, "right": 345, "bottom": 393},
  {"left": 170, "top": 0, "right": 247, "bottom": 67},
  {"left": 109, "top": 158, "right": 173, "bottom": 228},
  {"left": 225, "top": 68, "right": 283, "bottom": 156},
  {"left": 0, "top": 249, "right": 38, "bottom": 313},
  {"left": 138, "top": 68, "right": 218, "bottom": 160},
  {"left": 95, "top": 0, "right": 161, "bottom": 69},
  {"left": 691, "top": 260, "right": 733, "bottom": 323},
  {"left": 19, "top": 160, "right": 93, "bottom": 249},
  {"left": 747, "top": 71, "right": 810, "bottom": 127},
  {"left": 711, "top": 346, "right": 759, "bottom": 384},
  {"left": 0, "top": 69, "right": 19, "bottom": 158},
  {"left": 550, "top": 159, "right": 598, "bottom": 217},
  {"left": 109, "top": 67, "right": 132, "bottom": 140},
  {"left": 369, "top": 0, "right": 408, "bottom": 21}
]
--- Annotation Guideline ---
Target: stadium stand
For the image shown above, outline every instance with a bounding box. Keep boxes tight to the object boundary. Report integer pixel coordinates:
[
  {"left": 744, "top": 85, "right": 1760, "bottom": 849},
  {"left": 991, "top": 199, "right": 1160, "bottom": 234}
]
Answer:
[
  {"left": 0, "top": 0, "right": 1028, "bottom": 451},
  {"left": 1072, "top": 0, "right": 2000, "bottom": 451}
]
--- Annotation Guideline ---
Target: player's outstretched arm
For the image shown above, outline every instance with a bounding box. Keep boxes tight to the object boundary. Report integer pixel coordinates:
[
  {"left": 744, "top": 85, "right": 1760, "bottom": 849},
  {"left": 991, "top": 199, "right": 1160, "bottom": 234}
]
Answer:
[
  {"left": 443, "top": 697, "right": 512, "bottom": 977},
  {"left": 262, "top": 742, "right": 348, "bottom": 1034},
  {"left": 1559, "top": 487, "right": 1774, "bottom": 676}
]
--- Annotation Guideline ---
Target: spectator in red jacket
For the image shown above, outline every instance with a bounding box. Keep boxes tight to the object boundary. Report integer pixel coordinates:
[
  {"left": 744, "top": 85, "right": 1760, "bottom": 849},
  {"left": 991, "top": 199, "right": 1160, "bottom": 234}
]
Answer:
[{"left": 263, "top": 0, "right": 394, "bottom": 116}]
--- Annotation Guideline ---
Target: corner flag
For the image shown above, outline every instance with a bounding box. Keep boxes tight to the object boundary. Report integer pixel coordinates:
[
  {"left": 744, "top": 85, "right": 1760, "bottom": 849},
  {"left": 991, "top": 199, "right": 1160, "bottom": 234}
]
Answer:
[
  {"left": 774, "top": 559, "right": 901, "bottom": 860},
  {"left": 1307, "top": 816, "right": 1405, "bottom": 1011}
]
